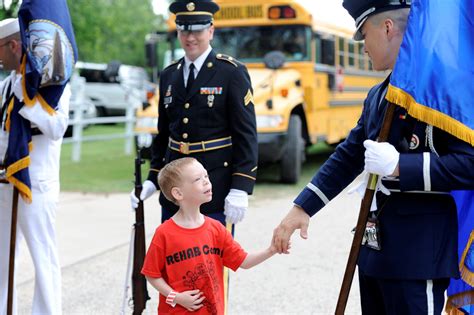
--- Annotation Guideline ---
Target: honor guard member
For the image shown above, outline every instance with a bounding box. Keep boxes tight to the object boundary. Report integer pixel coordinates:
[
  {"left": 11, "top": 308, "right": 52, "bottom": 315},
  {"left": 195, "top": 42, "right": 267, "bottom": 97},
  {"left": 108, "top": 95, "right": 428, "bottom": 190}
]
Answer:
[
  {"left": 130, "top": 0, "right": 258, "bottom": 228},
  {"left": 272, "top": 1, "right": 474, "bottom": 314},
  {"left": 0, "top": 18, "right": 70, "bottom": 314}
]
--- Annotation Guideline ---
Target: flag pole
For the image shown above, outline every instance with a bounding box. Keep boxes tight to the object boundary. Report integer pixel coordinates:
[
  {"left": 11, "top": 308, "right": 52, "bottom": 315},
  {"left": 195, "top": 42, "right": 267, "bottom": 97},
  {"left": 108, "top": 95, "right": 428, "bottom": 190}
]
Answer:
[
  {"left": 7, "top": 187, "right": 19, "bottom": 315},
  {"left": 335, "top": 102, "right": 396, "bottom": 315}
]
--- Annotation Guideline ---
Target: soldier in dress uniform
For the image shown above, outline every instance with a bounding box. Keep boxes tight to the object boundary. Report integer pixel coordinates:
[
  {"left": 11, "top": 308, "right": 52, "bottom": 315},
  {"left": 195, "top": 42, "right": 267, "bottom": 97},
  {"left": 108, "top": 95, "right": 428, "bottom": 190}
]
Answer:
[
  {"left": 130, "top": 0, "right": 258, "bottom": 228},
  {"left": 0, "top": 18, "right": 70, "bottom": 314},
  {"left": 272, "top": 1, "right": 474, "bottom": 314}
]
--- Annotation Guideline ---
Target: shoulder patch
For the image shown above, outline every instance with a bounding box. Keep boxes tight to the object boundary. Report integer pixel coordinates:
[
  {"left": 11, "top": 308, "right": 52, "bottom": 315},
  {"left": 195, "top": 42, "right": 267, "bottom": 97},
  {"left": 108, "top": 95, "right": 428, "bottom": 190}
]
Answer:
[
  {"left": 164, "top": 58, "right": 183, "bottom": 70},
  {"left": 216, "top": 53, "right": 241, "bottom": 67},
  {"left": 244, "top": 89, "right": 253, "bottom": 106}
]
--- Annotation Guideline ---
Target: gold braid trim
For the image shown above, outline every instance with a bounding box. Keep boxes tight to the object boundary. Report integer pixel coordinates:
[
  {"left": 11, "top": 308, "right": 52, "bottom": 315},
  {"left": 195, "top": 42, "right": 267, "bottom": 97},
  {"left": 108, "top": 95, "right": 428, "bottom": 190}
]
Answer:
[
  {"left": 21, "top": 54, "right": 56, "bottom": 116},
  {"left": 6, "top": 155, "right": 32, "bottom": 204}
]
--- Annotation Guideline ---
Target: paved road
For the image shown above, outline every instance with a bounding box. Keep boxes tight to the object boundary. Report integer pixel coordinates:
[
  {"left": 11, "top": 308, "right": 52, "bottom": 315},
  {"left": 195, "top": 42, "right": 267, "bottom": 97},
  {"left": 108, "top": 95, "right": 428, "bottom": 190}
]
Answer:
[{"left": 16, "top": 183, "right": 363, "bottom": 314}]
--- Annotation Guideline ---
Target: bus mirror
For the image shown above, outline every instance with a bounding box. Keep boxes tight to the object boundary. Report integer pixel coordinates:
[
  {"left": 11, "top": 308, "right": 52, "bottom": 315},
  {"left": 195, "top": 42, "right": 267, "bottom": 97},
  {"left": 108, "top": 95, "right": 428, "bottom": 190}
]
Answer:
[
  {"left": 263, "top": 51, "right": 286, "bottom": 70},
  {"left": 145, "top": 42, "right": 157, "bottom": 68}
]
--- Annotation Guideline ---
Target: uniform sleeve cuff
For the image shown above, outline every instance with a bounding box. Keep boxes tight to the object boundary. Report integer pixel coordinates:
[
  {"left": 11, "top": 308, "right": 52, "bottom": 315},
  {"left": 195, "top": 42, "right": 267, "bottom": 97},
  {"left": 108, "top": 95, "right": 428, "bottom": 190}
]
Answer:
[
  {"left": 399, "top": 153, "right": 425, "bottom": 191},
  {"left": 231, "top": 174, "right": 255, "bottom": 194},
  {"left": 147, "top": 170, "right": 159, "bottom": 189},
  {"left": 294, "top": 188, "right": 326, "bottom": 217}
]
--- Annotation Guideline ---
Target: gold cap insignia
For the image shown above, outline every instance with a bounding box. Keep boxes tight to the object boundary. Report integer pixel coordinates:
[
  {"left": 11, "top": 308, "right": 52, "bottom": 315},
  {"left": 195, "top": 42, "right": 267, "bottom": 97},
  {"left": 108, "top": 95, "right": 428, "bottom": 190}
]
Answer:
[{"left": 186, "top": 2, "right": 195, "bottom": 11}]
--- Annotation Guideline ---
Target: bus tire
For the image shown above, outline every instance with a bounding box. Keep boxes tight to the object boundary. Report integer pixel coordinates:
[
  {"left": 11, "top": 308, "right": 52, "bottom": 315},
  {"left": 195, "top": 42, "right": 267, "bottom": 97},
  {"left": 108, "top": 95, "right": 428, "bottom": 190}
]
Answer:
[{"left": 280, "top": 115, "right": 304, "bottom": 184}]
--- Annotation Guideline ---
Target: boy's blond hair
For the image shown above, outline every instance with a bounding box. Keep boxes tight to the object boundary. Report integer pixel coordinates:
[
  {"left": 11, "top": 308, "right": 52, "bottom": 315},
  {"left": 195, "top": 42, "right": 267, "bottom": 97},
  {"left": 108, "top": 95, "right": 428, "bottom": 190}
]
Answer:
[{"left": 158, "top": 157, "right": 197, "bottom": 204}]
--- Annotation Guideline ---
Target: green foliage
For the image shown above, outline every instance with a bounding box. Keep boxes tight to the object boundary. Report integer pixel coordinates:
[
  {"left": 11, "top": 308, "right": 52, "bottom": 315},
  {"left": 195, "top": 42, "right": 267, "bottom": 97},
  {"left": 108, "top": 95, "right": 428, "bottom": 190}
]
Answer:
[
  {"left": 67, "top": 0, "right": 161, "bottom": 67},
  {"left": 0, "top": 1, "right": 168, "bottom": 68},
  {"left": 0, "top": 0, "right": 20, "bottom": 19}
]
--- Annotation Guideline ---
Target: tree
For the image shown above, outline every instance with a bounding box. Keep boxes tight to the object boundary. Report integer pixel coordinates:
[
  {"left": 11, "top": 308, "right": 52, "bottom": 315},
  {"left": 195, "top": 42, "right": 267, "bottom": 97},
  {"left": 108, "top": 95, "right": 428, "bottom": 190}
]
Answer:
[
  {"left": 67, "top": 0, "right": 161, "bottom": 66},
  {"left": 0, "top": 1, "right": 165, "bottom": 67},
  {"left": 0, "top": 0, "right": 20, "bottom": 19}
]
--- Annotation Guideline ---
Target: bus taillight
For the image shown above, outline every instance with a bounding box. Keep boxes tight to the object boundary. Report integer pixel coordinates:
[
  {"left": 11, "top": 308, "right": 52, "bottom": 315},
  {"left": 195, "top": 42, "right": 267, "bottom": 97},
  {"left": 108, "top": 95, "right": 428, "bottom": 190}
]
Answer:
[{"left": 268, "top": 5, "right": 296, "bottom": 19}]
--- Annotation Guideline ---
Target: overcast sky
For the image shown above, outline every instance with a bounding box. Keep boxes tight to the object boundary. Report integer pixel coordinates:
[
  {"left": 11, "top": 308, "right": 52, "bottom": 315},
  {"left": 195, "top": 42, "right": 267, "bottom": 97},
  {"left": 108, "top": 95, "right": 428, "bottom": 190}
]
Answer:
[{"left": 152, "top": 0, "right": 355, "bottom": 31}]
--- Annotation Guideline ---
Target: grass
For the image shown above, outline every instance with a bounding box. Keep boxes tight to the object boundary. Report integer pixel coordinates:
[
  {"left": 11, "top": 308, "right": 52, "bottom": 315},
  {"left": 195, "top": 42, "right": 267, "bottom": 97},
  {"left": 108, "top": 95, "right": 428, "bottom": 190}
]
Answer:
[
  {"left": 60, "top": 124, "right": 334, "bottom": 193},
  {"left": 60, "top": 124, "right": 147, "bottom": 193}
]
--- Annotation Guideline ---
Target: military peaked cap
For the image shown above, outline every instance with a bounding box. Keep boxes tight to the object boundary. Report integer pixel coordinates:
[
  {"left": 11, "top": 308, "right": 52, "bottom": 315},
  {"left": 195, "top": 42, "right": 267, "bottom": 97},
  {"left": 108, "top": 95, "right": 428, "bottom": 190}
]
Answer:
[
  {"left": 169, "top": 0, "right": 220, "bottom": 31},
  {"left": 343, "top": 0, "right": 411, "bottom": 40}
]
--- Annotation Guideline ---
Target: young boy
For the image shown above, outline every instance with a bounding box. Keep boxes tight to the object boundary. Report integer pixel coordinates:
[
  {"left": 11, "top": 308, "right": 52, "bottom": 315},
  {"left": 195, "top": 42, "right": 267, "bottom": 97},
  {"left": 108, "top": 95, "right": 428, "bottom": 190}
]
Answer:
[{"left": 141, "top": 157, "right": 284, "bottom": 314}]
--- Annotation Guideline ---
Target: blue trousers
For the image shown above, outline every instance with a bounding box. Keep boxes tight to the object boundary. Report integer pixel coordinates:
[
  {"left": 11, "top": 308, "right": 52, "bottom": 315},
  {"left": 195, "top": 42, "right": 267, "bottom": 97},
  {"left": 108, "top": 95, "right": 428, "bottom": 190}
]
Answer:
[{"left": 358, "top": 269, "right": 449, "bottom": 315}]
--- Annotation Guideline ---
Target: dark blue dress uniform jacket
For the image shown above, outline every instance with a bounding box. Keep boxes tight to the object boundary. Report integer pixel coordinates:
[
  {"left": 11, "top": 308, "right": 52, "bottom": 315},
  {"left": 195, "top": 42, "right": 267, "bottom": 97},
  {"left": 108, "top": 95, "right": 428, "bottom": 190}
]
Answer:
[
  {"left": 147, "top": 50, "right": 258, "bottom": 215},
  {"left": 295, "top": 76, "right": 474, "bottom": 280}
]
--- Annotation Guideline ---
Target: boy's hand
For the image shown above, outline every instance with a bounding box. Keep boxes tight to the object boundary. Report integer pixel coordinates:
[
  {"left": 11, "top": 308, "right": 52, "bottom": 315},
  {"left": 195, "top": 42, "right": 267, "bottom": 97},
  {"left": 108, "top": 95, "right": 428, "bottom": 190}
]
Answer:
[
  {"left": 175, "top": 289, "right": 205, "bottom": 311},
  {"left": 270, "top": 240, "right": 291, "bottom": 255}
]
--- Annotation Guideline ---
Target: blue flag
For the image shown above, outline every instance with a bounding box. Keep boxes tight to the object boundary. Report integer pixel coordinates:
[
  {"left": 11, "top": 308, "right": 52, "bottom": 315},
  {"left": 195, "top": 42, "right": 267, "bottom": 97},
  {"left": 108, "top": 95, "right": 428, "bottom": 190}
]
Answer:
[
  {"left": 386, "top": 0, "right": 474, "bottom": 145},
  {"left": 448, "top": 191, "right": 474, "bottom": 314},
  {"left": 5, "top": 0, "right": 77, "bottom": 202},
  {"left": 386, "top": 0, "right": 474, "bottom": 313}
]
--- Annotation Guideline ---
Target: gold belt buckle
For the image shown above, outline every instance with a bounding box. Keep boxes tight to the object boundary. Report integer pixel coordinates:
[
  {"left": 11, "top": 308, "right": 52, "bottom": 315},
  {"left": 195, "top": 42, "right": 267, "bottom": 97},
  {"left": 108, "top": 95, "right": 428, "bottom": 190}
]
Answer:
[{"left": 179, "top": 142, "right": 190, "bottom": 154}]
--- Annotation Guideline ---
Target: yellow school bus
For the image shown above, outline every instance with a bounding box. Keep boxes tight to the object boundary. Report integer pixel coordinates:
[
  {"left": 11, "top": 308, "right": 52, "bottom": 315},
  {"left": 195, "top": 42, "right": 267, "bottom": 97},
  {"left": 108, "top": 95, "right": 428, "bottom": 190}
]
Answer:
[{"left": 135, "top": 0, "right": 386, "bottom": 183}]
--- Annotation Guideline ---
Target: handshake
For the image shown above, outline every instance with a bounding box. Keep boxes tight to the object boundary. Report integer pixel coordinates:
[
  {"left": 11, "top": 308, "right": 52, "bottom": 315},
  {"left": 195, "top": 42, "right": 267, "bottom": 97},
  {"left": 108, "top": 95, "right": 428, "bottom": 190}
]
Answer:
[{"left": 130, "top": 182, "right": 249, "bottom": 224}]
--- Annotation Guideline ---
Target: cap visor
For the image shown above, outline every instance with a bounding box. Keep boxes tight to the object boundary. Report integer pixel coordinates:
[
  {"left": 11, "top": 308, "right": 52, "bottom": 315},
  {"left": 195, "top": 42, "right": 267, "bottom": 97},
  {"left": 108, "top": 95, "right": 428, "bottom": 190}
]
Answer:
[{"left": 353, "top": 16, "right": 368, "bottom": 41}]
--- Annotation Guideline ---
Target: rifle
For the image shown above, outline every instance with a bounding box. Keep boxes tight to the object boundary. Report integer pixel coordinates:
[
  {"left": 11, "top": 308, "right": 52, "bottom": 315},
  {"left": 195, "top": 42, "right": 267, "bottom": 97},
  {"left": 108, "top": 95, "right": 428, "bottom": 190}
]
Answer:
[
  {"left": 335, "top": 103, "right": 396, "bottom": 314},
  {"left": 131, "top": 149, "right": 150, "bottom": 314}
]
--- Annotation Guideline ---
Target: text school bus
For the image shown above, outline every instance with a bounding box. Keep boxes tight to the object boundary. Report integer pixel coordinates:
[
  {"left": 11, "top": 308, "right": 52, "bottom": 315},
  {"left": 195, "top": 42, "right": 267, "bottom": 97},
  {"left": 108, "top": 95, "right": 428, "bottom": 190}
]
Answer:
[{"left": 135, "top": 0, "right": 385, "bottom": 183}]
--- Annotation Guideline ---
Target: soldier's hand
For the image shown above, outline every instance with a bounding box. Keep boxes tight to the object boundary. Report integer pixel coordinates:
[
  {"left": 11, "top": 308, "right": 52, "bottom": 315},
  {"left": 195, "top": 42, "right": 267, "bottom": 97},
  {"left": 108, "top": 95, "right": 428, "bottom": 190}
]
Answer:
[
  {"left": 175, "top": 289, "right": 205, "bottom": 311},
  {"left": 130, "top": 180, "right": 157, "bottom": 209},
  {"left": 272, "top": 205, "right": 310, "bottom": 254},
  {"left": 364, "top": 140, "right": 400, "bottom": 176},
  {"left": 224, "top": 189, "right": 248, "bottom": 224}
]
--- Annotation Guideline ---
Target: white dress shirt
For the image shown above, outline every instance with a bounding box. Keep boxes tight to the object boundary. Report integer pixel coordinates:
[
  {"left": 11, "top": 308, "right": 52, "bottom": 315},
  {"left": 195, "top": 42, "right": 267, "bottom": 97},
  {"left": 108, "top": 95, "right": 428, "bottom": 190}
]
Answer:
[{"left": 183, "top": 45, "right": 212, "bottom": 87}]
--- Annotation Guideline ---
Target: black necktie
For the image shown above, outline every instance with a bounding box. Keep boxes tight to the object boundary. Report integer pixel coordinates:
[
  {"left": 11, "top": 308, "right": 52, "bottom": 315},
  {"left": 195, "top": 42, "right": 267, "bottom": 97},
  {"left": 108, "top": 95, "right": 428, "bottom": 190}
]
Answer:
[{"left": 186, "top": 63, "right": 195, "bottom": 93}]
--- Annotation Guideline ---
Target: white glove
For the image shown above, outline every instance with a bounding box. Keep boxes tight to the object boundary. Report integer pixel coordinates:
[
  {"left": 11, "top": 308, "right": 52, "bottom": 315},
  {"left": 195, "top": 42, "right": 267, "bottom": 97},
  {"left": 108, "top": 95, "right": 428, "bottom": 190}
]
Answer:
[
  {"left": 130, "top": 180, "right": 157, "bottom": 209},
  {"left": 348, "top": 171, "right": 391, "bottom": 211},
  {"left": 363, "top": 140, "right": 399, "bottom": 176},
  {"left": 12, "top": 74, "right": 23, "bottom": 102},
  {"left": 224, "top": 189, "right": 248, "bottom": 224}
]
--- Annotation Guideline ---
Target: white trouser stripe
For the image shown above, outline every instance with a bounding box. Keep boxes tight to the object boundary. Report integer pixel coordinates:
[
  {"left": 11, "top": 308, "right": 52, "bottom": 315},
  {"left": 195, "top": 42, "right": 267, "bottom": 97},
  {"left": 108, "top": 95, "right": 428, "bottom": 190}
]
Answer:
[
  {"left": 423, "top": 152, "right": 431, "bottom": 191},
  {"left": 306, "top": 183, "right": 330, "bottom": 204},
  {"left": 426, "top": 280, "right": 434, "bottom": 315}
]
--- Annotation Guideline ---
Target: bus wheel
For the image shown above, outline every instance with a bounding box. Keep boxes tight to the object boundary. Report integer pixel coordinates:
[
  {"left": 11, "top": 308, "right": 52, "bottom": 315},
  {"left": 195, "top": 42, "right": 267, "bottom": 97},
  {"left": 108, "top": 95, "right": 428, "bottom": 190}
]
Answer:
[{"left": 280, "top": 115, "right": 304, "bottom": 183}]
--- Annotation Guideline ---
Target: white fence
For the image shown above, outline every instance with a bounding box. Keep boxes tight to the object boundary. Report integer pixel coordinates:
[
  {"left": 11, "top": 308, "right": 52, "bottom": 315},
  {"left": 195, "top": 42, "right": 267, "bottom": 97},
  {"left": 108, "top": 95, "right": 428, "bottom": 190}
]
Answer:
[{"left": 62, "top": 75, "right": 139, "bottom": 162}]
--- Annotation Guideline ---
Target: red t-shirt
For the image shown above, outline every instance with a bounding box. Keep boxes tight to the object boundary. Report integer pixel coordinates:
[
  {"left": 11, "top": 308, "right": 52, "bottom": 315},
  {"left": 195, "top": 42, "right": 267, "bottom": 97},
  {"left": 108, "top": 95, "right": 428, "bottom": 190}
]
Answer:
[{"left": 141, "top": 216, "right": 248, "bottom": 314}]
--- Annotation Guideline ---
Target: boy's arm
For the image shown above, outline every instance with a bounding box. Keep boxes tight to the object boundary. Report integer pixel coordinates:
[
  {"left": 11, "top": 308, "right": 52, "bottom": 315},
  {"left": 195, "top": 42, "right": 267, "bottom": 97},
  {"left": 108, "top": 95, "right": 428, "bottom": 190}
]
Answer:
[
  {"left": 239, "top": 247, "right": 277, "bottom": 269},
  {"left": 145, "top": 276, "right": 205, "bottom": 311}
]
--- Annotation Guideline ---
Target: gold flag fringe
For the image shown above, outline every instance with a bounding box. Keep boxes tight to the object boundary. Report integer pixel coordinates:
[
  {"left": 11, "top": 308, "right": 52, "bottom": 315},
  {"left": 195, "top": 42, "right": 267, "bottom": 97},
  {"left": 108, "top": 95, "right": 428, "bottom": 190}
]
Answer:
[
  {"left": 6, "top": 155, "right": 32, "bottom": 204},
  {"left": 459, "top": 231, "right": 474, "bottom": 286},
  {"left": 386, "top": 85, "right": 474, "bottom": 146},
  {"left": 20, "top": 55, "right": 57, "bottom": 116}
]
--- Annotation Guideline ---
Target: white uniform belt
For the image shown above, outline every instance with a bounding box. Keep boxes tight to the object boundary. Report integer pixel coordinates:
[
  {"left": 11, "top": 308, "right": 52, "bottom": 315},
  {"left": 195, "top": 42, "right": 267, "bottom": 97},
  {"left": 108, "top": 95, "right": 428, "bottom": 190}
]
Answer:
[{"left": 381, "top": 179, "right": 449, "bottom": 195}]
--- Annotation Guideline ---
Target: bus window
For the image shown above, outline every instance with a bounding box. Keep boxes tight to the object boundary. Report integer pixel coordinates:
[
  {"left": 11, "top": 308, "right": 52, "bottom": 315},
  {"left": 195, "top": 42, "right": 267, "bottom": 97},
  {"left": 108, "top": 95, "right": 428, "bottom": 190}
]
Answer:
[
  {"left": 314, "top": 33, "right": 322, "bottom": 63},
  {"left": 338, "top": 37, "right": 345, "bottom": 67},
  {"left": 212, "top": 25, "right": 311, "bottom": 62},
  {"left": 348, "top": 41, "right": 355, "bottom": 67},
  {"left": 358, "top": 43, "right": 366, "bottom": 70},
  {"left": 320, "top": 36, "right": 335, "bottom": 66}
]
